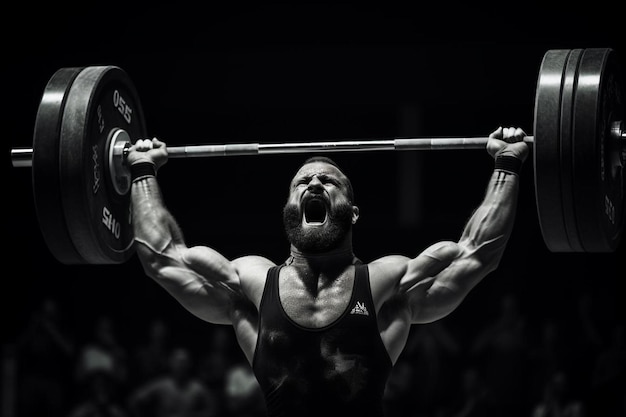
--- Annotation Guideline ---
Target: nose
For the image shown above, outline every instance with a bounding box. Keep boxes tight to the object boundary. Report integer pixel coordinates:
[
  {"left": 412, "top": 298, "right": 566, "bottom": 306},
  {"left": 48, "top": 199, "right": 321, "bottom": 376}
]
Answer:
[{"left": 307, "top": 176, "right": 324, "bottom": 193}]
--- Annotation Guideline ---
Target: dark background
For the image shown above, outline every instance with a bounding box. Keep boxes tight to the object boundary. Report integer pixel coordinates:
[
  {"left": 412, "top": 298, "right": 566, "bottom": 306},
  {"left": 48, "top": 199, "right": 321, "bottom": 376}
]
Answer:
[{"left": 3, "top": 3, "right": 625, "bottom": 417}]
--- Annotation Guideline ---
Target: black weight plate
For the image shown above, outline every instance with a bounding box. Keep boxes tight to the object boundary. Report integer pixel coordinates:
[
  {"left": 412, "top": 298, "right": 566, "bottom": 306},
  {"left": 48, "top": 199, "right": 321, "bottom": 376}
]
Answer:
[
  {"left": 534, "top": 49, "right": 573, "bottom": 252},
  {"left": 32, "top": 67, "right": 85, "bottom": 264},
  {"left": 559, "top": 49, "right": 584, "bottom": 252},
  {"left": 572, "top": 48, "right": 624, "bottom": 252},
  {"left": 59, "top": 66, "right": 147, "bottom": 264}
]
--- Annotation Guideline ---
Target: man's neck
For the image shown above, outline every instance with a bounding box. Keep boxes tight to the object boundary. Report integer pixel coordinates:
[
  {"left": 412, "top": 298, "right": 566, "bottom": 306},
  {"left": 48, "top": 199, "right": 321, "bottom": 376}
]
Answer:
[
  {"left": 287, "top": 241, "right": 357, "bottom": 271},
  {"left": 285, "top": 242, "right": 358, "bottom": 295}
]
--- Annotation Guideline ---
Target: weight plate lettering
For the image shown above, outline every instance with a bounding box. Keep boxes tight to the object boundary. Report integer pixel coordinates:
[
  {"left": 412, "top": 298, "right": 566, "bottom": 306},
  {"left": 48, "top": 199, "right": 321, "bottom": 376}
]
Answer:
[{"left": 59, "top": 66, "right": 146, "bottom": 264}]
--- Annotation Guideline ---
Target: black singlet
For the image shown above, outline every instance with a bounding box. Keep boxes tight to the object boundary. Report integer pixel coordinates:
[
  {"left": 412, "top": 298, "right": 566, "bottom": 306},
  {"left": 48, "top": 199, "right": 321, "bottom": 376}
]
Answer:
[{"left": 252, "top": 263, "right": 393, "bottom": 417}]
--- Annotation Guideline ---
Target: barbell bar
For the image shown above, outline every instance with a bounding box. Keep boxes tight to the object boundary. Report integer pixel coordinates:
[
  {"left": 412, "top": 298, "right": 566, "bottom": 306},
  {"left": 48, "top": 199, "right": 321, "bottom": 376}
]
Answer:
[
  {"left": 12, "top": 135, "right": 536, "bottom": 166},
  {"left": 9, "top": 48, "right": 626, "bottom": 264},
  {"left": 12, "top": 136, "right": 537, "bottom": 164}
]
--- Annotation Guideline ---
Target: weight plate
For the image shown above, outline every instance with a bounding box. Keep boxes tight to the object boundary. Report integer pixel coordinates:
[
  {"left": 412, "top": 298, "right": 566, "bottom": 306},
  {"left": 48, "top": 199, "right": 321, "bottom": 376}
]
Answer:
[
  {"left": 59, "top": 66, "right": 146, "bottom": 264},
  {"left": 559, "top": 49, "right": 584, "bottom": 252},
  {"left": 32, "top": 67, "right": 85, "bottom": 264},
  {"left": 534, "top": 49, "right": 573, "bottom": 252},
  {"left": 572, "top": 48, "right": 624, "bottom": 252}
]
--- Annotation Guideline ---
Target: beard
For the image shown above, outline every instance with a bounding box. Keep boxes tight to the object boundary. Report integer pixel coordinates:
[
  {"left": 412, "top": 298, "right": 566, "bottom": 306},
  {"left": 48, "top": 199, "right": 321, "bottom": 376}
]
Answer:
[{"left": 282, "top": 200, "right": 354, "bottom": 253}]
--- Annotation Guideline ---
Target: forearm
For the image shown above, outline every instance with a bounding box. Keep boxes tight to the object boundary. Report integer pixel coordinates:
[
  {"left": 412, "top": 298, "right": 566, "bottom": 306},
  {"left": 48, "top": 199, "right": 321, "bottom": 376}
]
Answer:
[
  {"left": 409, "top": 169, "right": 521, "bottom": 322},
  {"left": 131, "top": 176, "right": 185, "bottom": 258},
  {"left": 459, "top": 168, "right": 520, "bottom": 269},
  {"left": 409, "top": 128, "right": 528, "bottom": 322},
  {"left": 130, "top": 175, "right": 243, "bottom": 324}
]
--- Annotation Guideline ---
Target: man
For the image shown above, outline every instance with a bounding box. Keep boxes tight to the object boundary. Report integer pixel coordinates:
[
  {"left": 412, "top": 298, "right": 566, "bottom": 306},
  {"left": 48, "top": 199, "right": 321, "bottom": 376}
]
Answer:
[{"left": 127, "top": 126, "right": 528, "bottom": 416}]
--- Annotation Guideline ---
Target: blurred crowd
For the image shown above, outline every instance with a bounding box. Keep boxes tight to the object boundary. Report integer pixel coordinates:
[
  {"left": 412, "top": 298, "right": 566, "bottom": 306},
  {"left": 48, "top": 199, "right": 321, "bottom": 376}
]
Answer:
[{"left": 2, "top": 289, "right": 624, "bottom": 417}]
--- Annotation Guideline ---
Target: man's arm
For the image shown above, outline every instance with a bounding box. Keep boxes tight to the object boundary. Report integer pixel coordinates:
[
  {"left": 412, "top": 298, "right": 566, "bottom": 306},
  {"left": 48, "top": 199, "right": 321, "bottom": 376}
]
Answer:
[
  {"left": 128, "top": 138, "right": 263, "bottom": 325},
  {"left": 399, "top": 127, "right": 529, "bottom": 323}
]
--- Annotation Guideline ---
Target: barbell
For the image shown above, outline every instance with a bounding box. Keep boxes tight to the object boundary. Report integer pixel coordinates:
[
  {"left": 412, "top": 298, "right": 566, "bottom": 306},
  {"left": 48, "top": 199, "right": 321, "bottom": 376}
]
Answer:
[{"left": 10, "top": 48, "right": 626, "bottom": 264}]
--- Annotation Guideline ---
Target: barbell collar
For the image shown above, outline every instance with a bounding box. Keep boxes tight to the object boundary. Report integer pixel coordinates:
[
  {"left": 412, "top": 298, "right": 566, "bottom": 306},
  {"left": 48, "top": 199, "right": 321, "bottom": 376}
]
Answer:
[{"left": 11, "top": 148, "right": 33, "bottom": 168}]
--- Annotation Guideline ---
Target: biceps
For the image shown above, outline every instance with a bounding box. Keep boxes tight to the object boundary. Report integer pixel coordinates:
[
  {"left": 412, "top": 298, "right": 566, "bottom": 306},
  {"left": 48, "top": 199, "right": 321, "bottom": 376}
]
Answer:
[
  {"left": 151, "top": 247, "right": 243, "bottom": 323},
  {"left": 404, "top": 248, "right": 484, "bottom": 323},
  {"left": 157, "top": 266, "right": 241, "bottom": 324},
  {"left": 399, "top": 241, "right": 462, "bottom": 293}
]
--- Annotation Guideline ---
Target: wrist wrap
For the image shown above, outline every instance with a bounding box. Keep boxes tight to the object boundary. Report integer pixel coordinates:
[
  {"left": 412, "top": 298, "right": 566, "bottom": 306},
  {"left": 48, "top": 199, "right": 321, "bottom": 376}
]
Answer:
[
  {"left": 131, "top": 162, "right": 156, "bottom": 183},
  {"left": 495, "top": 155, "right": 522, "bottom": 175}
]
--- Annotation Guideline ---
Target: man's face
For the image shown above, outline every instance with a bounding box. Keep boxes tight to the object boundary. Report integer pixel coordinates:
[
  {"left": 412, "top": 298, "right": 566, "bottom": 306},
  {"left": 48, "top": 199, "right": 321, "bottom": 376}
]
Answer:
[{"left": 282, "top": 161, "right": 357, "bottom": 253}]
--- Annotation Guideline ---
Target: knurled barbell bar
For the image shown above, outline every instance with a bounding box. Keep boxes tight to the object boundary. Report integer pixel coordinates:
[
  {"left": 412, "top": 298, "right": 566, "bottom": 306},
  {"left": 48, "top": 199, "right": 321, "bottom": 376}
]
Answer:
[{"left": 10, "top": 48, "right": 626, "bottom": 264}]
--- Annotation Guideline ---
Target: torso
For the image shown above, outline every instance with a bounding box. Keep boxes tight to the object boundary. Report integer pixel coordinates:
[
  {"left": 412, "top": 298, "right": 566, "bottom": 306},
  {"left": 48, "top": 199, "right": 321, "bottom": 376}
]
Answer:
[
  {"left": 231, "top": 254, "right": 413, "bottom": 366},
  {"left": 251, "top": 262, "right": 393, "bottom": 416}
]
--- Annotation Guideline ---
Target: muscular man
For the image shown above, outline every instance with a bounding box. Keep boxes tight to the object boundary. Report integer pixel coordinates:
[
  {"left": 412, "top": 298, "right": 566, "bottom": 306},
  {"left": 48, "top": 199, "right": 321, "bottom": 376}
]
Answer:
[{"left": 127, "top": 126, "right": 528, "bottom": 416}]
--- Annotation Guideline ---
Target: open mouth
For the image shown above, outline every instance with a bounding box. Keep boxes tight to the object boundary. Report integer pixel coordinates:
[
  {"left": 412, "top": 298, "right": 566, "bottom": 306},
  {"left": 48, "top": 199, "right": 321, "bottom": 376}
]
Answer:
[{"left": 303, "top": 198, "right": 328, "bottom": 225}]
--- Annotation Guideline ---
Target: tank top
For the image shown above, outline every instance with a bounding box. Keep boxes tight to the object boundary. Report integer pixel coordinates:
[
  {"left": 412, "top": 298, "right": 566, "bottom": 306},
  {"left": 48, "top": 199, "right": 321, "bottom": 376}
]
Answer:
[{"left": 252, "top": 263, "right": 393, "bottom": 417}]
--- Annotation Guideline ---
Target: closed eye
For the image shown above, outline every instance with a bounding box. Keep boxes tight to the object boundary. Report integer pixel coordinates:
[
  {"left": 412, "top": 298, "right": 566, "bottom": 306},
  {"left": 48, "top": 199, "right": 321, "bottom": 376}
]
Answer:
[
  {"left": 292, "top": 174, "right": 341, "bottom": 189},
  {"left": 317, "top": 175, "right": 339, "bottom": 185}
]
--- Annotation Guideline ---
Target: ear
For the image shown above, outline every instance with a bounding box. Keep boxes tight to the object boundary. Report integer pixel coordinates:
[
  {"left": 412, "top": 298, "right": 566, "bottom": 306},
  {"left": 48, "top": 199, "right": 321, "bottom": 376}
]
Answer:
[{"left": 351, "top": 205, "right": 360, "bottom": 224}]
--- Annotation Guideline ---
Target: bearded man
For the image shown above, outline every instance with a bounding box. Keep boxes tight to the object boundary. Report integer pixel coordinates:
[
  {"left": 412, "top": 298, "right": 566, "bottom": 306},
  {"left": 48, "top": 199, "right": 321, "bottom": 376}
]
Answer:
[{"left": 127, "top": 126, "right": 528, "bottom": 416}]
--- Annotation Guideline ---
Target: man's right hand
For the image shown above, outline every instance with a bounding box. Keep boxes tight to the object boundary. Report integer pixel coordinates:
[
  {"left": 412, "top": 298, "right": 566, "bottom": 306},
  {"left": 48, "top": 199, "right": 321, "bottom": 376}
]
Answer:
[{"left": 127, "top": 138, "right": 169, "bottom": 170}]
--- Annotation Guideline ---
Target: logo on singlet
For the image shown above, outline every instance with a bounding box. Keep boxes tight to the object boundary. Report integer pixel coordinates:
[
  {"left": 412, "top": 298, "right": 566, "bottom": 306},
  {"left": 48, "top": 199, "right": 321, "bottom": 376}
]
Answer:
[{"left": 350, "top": 301, "right": 369, "bottom": 316}]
